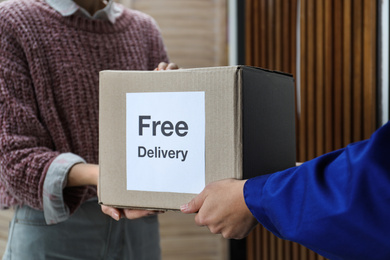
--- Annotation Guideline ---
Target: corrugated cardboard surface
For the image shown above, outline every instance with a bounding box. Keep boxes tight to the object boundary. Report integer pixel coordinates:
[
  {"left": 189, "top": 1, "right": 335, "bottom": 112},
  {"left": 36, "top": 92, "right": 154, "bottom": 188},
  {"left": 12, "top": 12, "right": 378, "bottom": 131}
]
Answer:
[
  {"left": 99, "top": 66, "right": 243, "bottom": 210},
  {"left": 99, "top": 66, "right": 295, "bottom": 210}
]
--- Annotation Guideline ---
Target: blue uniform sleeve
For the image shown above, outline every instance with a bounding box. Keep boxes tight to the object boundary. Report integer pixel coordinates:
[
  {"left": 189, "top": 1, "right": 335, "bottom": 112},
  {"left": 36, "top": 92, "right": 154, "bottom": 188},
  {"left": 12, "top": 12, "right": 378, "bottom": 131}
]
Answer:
[{"left": 244, "top": 122, "right": 390, "bottom": 260}]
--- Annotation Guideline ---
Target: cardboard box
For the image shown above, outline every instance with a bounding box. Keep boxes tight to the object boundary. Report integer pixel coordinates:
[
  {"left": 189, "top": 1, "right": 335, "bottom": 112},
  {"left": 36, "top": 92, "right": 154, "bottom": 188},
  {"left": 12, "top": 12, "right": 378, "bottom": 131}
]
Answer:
[{"left": 99, "top": 66, "right": 296, "bottom": 210}]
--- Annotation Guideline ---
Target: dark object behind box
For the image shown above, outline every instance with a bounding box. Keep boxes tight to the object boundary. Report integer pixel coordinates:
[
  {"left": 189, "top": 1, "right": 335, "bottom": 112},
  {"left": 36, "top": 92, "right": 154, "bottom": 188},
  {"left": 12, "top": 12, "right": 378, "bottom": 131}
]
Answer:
[{"left": 99, "top": 66, "right": 296, "bottom": 210}]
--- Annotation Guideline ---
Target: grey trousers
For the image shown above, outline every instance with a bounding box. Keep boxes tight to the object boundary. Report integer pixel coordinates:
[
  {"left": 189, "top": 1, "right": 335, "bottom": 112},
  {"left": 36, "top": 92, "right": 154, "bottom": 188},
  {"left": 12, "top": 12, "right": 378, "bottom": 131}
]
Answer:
[{"left": 2, "top": 199, "right": 161, "bottom": 260}]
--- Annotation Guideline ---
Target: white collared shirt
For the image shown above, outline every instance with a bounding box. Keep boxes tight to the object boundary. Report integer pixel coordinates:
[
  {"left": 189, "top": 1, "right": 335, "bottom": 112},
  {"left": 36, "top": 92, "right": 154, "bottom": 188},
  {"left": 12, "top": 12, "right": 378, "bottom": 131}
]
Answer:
[{"left": 45, "top": 0, "right": 123, "bottom": 24}]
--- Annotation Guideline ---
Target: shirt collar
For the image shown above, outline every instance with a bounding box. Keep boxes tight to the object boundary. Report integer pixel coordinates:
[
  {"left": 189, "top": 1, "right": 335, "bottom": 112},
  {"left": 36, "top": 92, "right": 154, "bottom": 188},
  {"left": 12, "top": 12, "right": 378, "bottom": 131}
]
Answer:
[{"left": 45, "top": 0, "right": 123, "bottom": 24}]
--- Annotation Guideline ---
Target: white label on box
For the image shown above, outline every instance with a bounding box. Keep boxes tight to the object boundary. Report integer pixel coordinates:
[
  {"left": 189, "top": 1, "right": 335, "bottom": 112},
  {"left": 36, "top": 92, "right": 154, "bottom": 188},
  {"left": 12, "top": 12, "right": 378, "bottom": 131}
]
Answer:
[{"left": 126, "top": 92, "right": 205, "bottom": 194}]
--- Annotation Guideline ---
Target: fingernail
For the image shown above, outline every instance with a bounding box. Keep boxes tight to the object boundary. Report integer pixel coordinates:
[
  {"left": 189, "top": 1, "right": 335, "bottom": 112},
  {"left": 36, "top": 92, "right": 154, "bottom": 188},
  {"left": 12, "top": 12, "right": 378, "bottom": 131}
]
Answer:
[
  {"left": 180, "top": 204, "right": 189, "bottom": 212},
  {"left": 112, "top": 212, "right": 120, "bottom": 221}
]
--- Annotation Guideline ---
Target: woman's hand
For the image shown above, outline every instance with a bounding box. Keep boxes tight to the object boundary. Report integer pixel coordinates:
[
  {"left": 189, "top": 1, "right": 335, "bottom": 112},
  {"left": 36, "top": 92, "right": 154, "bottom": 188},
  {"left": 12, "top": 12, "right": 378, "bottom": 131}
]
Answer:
[
  {"left": 154, "top": 62, "right": 179, "bottom": 71},
  {"left": 67, "top": 163, "right": 163, "bottom": 220},
  {"left": 101, "top": 205, "right": 164, "bottom": 221}
]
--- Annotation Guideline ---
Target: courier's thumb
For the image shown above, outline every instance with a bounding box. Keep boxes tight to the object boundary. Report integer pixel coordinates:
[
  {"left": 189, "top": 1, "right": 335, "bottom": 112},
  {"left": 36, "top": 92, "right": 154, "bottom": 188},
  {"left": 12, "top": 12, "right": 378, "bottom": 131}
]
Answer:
[{"left": 180, "top": 196, "right": 202, "bottom": 214}]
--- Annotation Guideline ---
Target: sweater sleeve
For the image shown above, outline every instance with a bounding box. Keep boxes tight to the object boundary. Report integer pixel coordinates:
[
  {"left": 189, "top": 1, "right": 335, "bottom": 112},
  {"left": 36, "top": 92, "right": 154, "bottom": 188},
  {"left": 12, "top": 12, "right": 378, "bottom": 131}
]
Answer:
[
  {"left": 244, "top": 122, "right": 390, "bottom": 260},
  {"left": 0, "top": 18, "right": 60, "bottom": 210},
  {"left": 145, "top": 16, "right": 169, "bottom": 70}
]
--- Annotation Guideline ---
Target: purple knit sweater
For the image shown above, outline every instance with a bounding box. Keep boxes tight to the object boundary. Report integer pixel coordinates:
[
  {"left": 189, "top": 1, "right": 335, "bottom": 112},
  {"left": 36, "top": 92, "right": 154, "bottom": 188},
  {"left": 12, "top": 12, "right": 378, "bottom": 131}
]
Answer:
[{"left": 0, "top": 0, "right": 168, "bottom": 213}]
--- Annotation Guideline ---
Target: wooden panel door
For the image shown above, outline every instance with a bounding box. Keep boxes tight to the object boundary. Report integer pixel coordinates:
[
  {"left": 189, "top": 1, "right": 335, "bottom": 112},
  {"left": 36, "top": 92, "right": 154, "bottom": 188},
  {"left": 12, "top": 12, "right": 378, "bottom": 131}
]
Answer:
[{"left": 245, "top": 0, "right": 377, "bottom": 259}]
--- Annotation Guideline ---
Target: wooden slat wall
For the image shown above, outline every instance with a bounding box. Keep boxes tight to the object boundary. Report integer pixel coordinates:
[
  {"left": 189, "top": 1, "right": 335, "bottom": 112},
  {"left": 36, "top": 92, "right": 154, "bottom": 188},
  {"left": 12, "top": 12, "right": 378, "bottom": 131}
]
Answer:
[
  {"left": 246, "top": 0, "right": 297, "bottom": 74},
  {"left": 299, "top": 0, "right": 377, "bottom": 160},
  {"left": 245, "top": 0, "right": 377, "bottom": 259},
  {"left": 127, "top": 0, "right": 228, "bottom": 68}
]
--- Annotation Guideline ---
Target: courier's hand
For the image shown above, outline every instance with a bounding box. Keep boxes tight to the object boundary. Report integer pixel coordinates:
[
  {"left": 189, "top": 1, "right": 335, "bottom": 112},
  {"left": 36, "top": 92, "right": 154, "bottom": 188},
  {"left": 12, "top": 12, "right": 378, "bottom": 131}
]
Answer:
[
  {"left": 154, "top": 62, "right": 179, "bottom": 71},
  {"left": 180, "top": 179, "right": 258, "bottom": 239}
]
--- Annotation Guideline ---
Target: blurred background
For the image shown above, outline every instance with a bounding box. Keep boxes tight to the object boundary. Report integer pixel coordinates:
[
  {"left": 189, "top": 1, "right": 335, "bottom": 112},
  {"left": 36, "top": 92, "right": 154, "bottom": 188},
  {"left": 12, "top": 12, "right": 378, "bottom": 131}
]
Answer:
[{"left": 0, "top": 0, "right": 388, "bottom": 259}]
